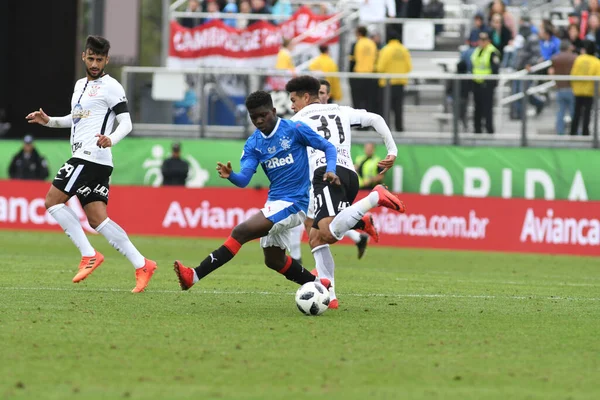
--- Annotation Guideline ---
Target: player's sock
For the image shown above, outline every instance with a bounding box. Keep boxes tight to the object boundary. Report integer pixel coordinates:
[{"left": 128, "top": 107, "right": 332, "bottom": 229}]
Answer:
[
  {"left": 96, "top": 218, "right": 145, "bottom": 268},
  {"left": 48, "top": 204, "right": 95, "bottom": 257},
  {"left": 328, "top": 192, "right": 379, "bottom": 240},
  {"left": 312, "top": 244, "right": 336, "bottom": 299},
  {"left": 277, "top": 255, "right": 317, "bottom": 285},
  {"left": 194, "top": 236, "right": 242, "bottom": 280},
  {"left": 344, "top": 229, "right": 362, "bottom": 244},
  {"left": 289, "top": 224, "right": 303, "bottom": 263}
]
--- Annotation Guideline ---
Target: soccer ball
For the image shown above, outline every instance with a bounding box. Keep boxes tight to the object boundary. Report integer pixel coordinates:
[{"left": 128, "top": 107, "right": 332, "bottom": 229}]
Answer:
[{"left": 295, "top": 281, "right": 330, "bottom": 316}]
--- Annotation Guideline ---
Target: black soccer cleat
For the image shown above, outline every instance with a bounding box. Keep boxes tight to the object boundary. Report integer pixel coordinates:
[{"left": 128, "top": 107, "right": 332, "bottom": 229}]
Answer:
[{"left": 356, "top": 233, "right": 369, "bottom": 260}]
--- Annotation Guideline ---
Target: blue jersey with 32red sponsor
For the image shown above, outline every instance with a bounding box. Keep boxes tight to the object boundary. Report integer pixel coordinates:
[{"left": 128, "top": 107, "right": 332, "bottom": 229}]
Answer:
[{"left": 237, "top": 118, "right": 336, "bottom": 211}]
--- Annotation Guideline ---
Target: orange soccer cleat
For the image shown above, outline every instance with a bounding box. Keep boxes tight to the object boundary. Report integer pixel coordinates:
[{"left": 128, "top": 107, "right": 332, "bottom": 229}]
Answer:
[
  {"left": 173, "top": 260, "right": 196, "bottom": 291},
  {"left": 72, "top": 251, "right": 105, "bottom": 283},
  {"left": 319, "top": 278, "right": 332, "bottom": 290},
  {"left": 328, "top": 299, "right": 339, "bottom": 309},
  {"left": 357, "top": 213, "right": 379, "bottom": 243},
  {"left": 310, "top": 268, "right": 318, "bottom": 277},
  {"left": 373, "top": 184, "right": 406, "bottom": 213},
  {"left": 132, "top": 259, "right": 158, "bottom": 293}
]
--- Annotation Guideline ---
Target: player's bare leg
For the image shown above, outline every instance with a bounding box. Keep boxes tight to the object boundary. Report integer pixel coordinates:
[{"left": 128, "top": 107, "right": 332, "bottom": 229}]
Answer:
[
  {"left": 85, "top": 201, "right": 157, "bottom": 293},
  {"left": 45, "top": 185, "right": 104, "bottom": 283},
  {"left": 174, "top": 212, "right": 273, "bottom": 290}
]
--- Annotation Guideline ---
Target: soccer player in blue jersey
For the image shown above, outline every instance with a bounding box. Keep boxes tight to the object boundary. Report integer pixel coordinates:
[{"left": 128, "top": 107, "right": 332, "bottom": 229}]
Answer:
[{"left": 173, "top": 91, "right": 339, "bottom": 290}]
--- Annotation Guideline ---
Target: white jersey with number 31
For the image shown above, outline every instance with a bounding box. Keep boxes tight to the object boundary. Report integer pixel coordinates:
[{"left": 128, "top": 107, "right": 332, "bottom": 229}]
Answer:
[{"left": 291, "top": 103, "right": 359, "bottom": 180}]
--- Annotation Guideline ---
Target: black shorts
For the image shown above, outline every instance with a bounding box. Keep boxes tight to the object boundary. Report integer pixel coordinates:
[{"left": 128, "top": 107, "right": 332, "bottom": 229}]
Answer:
[
  {"left": 52, "top": 158, "right": 113, "bottom": 206},
  {"left": 312, "top": 166, "right": 359, "bottom": 228}
]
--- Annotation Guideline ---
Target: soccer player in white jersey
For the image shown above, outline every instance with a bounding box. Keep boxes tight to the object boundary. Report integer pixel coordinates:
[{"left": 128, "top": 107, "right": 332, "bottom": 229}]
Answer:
[
  {"left": 287, "top": 79, "right": 370, "bottom": 264},
  {"left": 286, "top": 75, "right": 406, "bottom": 309},
  {"left": 25, "top": 35, "right": 157, "bottom": 293}
]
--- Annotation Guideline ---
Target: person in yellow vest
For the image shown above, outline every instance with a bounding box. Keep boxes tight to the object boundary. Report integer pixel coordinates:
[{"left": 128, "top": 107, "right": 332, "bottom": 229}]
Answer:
[
  {"left": 470, "top": 32, "right": 500, "bottom": 134},
  {"left": 570, "top": 40, "right": 600, "bottom": 136},
  {"left": 275, "top": 39, "right": 295, "bottom": 72},
  {"left": 309, "top": 45, "right": 343, "bottom": 102},
  {"left": 355, "top": 143, "right": 384, "bottom": 190},
  {"left": 376, "top": 33, "right": 412, "bottom": 132},
  {"left": 349, "top": 26, "right": 378, "bottom": 113}
]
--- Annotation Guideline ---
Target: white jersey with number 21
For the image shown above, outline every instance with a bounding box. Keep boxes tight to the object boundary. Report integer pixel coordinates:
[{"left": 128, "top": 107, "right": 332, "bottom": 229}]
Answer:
[{"left": 291, "top": 103, "right": 359, "bottom": 180}]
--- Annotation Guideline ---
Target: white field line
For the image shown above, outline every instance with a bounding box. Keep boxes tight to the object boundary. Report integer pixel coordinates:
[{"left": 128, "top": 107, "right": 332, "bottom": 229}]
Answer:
[
  {"left": 0, "top": 286, "right": 599, "bottom": 302},
  {"left": 395, "top": 278, "right": 600, "bottom": 287}
]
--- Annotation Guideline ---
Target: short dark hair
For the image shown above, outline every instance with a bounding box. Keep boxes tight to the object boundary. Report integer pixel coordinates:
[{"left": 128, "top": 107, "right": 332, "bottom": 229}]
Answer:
[
  {"left": 85, "top": 35, "right": 111, "bottom": 56},
  {"left": 245, "top": 91, "right": 273, "bottom": 110},
  {"left": 285, "top": 75, "right": 320, "bottom": 97},
  {"left": 319, "top": 44, "right": 329, "bottom": 54},
  {"left": 319, "top": 79, "right": 331, "bottom": 93},
  {"left": 583, "top": 39, "right": 597, "bottom": 56},
  {"left": 356, "top": 26, "right": 368, "bottom": 37}
]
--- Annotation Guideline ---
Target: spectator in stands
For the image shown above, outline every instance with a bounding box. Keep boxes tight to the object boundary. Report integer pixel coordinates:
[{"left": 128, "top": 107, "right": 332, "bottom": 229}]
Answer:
[
  {"left": 489, "top": 13, "right": 513, "bottom": 58},
  {"left": 371, "top": 31, "right": 384, "bottom": 50},
  {"left": 8, "top": 135, "right": 49, "bottom": 181},
  {"left": 376, "top": 33, "right": 412, "bottom": 132},
  {"left": 388, "top": 0, "right": 421, "bottom": 40},
  {"left": 161, "top": 142, "right": 189, "bottom": 186},
  {"left": 510, "top": 17, "right": 544, "bottom": 119},
  {"left": 272, "top": 0, "right": 293, "bottom": 21},
  {"left": 349, "top": 26, "right": 379, "bottom": 113},
  {"left": 249, "top": 0, "right": 272, "bottom": 26},
  {"left": 222, "top": 0, "right": 239, "bottom": 28},
  {"left": 446, "top": 60, "right": 470, "bottom": 131},
  {"left": 180, "top": 0, "right": 204, "bottom": 28},
  {"left": 309, "top": 45, "right": 342, "bottom": 102},
  {"left": 275, "top": 39, "right": 295, "bottom": 72},
  {"left": 549, "top": 40, "right": 577, "bottom": 135},
  {"left": 585, "top": 12, "right": 600, "bottom": 50},
  {"left": 355, "top": 143, "right": 384, "bottom": 190},
  {"left": 422, "top": 0, "right": 444, "bottom": 36},
  {"left": 487, "top": 0, "right": 516, "bottom": 37},
  {"left": 471, "top": 32, "right": 500, "bottom": 134},
  {"left": 358, "top": 0, "right": 396, "bottom": 41},
  {"left": 568, "top": 23, "right": 584, "bottom": 53},
  {"left": 463, "top": 12, "right": 489, "bottom": 72},
  {"left": 570, "top": 40, "right": 600, "bottom": 136},
  {"left": 238, "top": 0, "right": 251, "bottom": 29},
  {"left": 539, "top": 21, "right": 561, "bottom": 61},
  {"left": 203, "top": 0, "right": 221, "bottom": 23}
]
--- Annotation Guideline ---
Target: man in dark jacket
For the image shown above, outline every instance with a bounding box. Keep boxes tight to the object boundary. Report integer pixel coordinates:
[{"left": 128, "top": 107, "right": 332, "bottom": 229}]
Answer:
[
  {"left": 161, "top": 142, "right": 189, "bottom": 186},
  {"left": 8, "top": 135, "right": 49, "bottom": 180}
]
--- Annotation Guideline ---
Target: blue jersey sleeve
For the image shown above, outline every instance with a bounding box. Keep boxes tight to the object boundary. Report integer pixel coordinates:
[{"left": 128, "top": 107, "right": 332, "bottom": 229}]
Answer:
[
  {"left": 294, "top": 121, "right": 337, "bottom": 173},
  {"left": 228, "top": 140, "right": 258, "bottom": 188}
]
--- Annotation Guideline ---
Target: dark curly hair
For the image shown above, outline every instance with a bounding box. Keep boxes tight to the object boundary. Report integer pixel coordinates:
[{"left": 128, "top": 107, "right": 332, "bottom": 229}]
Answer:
[
  {"left": 285, "top": 75, "right": 320, "bottom": 98},
  {"left": 85, "top": 35, "right": 111, "bottom": 56},
  {"left": 245, "top": 90, "right": 273, "bottom": 110}
]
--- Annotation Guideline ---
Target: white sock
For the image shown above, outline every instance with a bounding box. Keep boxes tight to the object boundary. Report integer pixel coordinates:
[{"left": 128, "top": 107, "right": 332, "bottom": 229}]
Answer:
[
  {"left": 48, "top": 204, "right": 95, "bottom": 257},
  {"left": 289, "top": 224, "right": 304, "bottom": 260},
  {"left": 344, "top": 229, "right": 362, "bottom": 243},
  {"left": 312, "top": 244, "right": 336, "bottom": 300},
  {"left": 96, "top": 218, "right": 145, "bottom": 269},
  {"left": 329, "top": 192, "right": 379, "bottom": 240}
]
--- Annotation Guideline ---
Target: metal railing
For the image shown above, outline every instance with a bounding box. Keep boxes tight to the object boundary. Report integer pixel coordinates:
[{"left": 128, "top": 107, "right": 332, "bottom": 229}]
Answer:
[{"left": 121, "top": 66, "right": 600, "bottom": 149}]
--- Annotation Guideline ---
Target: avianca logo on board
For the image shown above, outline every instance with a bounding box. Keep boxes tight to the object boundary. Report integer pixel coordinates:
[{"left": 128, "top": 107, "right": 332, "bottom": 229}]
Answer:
[{"left": 520, "top": 208, "right": 600, "bottom": 246}]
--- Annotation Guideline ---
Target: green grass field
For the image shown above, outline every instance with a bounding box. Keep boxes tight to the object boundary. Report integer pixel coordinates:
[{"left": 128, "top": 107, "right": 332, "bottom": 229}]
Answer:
[{"left": 1, "top": 230, "right": 599, "bottom": 400}]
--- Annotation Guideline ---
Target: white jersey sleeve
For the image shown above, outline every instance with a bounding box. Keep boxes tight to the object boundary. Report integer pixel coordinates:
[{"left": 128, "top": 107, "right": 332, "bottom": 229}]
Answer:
[
  {"left": 340, "top": 106, "right": 398, "bottom": 157},
  {"left": 106, "top": 78, "right": 128, "bottom": 110}
]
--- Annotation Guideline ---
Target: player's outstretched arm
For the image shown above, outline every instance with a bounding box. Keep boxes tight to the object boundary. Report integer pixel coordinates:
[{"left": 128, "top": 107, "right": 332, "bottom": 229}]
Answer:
[
  {"left": 345, "top": 107, "right": 398, "bottom": 174},
  {"left": 216, "top": 161, "right": 233, "bottom": 179},
  {"left": 26, "top": 108, "right": 72, "bottom": 128}
]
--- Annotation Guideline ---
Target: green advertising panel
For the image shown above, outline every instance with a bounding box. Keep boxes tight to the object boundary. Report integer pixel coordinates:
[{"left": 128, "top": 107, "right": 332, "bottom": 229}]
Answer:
[{"left": 1, "top": 139, "right": 598, "bottom": 200}]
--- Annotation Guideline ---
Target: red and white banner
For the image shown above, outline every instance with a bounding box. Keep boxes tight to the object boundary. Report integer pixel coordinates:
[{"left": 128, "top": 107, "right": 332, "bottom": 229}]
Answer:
[
  {"left": 1, "top": 180, "right": 599, "bottom": 257},
  {"left": 168, "top": 6, "right": 339, "bottom": 68}
]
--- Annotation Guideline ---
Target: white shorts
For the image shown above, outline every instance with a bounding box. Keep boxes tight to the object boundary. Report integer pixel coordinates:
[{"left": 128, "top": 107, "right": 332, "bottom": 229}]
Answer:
[{"left": 260, "top": 200, "right": 306, "bottom": 251}]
